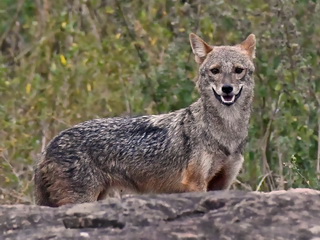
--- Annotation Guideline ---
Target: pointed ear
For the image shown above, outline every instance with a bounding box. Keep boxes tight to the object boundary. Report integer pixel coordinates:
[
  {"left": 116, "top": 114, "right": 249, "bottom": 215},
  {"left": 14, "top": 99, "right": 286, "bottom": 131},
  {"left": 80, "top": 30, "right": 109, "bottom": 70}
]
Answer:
[
  {"left": 189, "top": 33, "right": 213, "bottom": 64},
  {"left": 240, "top": 34, "right": 256, "bottom": 59}
]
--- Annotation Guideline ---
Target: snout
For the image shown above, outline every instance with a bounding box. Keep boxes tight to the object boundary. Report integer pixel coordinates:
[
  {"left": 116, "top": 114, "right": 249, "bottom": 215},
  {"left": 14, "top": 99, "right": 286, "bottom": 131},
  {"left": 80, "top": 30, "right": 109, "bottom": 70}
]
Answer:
[
  {"left": 221, "top": 84, "right": 233, "bottom": 94},
  {"left": 212, "top": 84, "right": 243, "bottom": 106},
  {"left": 220, "top": 84, "right": 236, "bottom": 104}
]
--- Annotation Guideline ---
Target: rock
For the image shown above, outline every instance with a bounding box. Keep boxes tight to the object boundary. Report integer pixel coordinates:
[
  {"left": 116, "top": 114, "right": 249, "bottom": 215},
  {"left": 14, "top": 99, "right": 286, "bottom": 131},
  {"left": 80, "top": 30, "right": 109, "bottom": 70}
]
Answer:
[{"left": 1, "top": 189, "right": 320, "bottom": 240}]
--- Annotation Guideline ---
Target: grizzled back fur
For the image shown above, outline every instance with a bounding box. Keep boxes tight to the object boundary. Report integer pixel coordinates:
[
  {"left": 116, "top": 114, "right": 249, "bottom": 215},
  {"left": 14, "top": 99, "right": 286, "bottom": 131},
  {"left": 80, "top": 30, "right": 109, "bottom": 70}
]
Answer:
[{"left": 34, "top": 33, "right": 256, "bottom": 207}]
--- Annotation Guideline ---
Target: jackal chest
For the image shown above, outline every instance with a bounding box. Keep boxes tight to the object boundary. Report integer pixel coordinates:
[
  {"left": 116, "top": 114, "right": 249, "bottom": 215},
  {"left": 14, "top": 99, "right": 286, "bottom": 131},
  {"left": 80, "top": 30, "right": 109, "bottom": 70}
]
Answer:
[
  {"left": 199, "top": 150, "right": 244, "bottom": 183},
  {"left": 207, "top": 133, "right": 247, "bottom": 157}
]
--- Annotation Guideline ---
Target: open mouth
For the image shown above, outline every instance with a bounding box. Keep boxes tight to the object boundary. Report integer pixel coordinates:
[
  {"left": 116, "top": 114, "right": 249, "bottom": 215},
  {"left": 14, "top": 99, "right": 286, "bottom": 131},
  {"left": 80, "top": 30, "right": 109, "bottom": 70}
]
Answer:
[{"left": 212, "top": 87, "right": 243, "bottom": 106}]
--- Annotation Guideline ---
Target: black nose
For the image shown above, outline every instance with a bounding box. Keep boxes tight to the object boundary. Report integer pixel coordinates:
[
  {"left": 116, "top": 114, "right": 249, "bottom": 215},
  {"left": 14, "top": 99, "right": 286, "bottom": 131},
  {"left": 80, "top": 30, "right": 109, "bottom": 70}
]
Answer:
[{"left": 221, "top": 85, "right": 233, "bottom": 94}]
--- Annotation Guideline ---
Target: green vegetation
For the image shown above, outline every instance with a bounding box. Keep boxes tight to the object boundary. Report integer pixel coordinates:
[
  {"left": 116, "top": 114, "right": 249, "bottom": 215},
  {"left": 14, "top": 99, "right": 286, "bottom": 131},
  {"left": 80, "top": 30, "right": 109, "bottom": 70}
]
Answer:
[{"left": 0, "top": 0, "right": 319, "bottom": 204}]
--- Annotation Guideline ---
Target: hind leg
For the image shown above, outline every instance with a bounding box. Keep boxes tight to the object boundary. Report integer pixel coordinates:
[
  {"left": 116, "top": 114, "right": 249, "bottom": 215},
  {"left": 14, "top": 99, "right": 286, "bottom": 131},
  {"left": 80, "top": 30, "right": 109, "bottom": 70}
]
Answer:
[
  {"left": 48, "top": 181, "right": 104, "bottom": 207},
  {"left": 36, "top": 174, "right": 104, "bottom": 207},
  {"left": 35, "top": 160, "right": 105, "bottom": 207}
]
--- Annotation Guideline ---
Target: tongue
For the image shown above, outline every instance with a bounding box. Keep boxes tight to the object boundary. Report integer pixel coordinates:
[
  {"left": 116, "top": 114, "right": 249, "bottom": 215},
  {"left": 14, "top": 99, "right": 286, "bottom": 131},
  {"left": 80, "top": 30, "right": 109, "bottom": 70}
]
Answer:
[{"left": 223, "top": 96, "right": 233, "bottom": 101}]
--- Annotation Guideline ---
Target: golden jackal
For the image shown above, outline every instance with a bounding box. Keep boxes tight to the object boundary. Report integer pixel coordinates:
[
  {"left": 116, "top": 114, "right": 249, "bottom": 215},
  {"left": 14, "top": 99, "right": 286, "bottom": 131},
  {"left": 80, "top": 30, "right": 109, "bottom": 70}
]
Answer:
[{"left": 35, "top": 33, "right": 256, "bottom": 207}]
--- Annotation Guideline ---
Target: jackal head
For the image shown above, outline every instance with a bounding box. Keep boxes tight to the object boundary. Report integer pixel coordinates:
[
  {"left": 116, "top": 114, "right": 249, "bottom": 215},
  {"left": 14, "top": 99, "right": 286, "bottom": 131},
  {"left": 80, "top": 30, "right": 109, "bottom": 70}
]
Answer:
[{"left": 190, "top": 33, "right": 255, "bottom": 111}]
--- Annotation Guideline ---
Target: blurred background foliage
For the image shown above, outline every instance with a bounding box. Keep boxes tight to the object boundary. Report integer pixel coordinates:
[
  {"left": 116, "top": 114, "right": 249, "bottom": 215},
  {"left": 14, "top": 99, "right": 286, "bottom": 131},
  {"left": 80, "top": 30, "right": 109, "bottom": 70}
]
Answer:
[{"left": 0, "top": 0, "right": 319, "bottom": 204}]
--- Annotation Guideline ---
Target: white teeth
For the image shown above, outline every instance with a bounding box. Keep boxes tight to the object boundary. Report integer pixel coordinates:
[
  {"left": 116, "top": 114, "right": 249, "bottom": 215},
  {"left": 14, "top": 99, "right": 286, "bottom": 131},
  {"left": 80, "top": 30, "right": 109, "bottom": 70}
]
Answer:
[{"left": 221, "top": 95, "right": 235, "bottom": 103}]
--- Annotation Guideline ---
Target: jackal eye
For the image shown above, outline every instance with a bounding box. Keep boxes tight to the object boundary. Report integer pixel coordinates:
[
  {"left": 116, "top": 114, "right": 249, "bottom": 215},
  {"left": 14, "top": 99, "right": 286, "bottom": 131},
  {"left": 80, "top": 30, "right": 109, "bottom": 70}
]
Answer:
[
  {"left": 210, "top": 68, "right": 220, "bottom": 75},
  {"left": 234, "top": 67, "right": 244, "bottom": 74}
]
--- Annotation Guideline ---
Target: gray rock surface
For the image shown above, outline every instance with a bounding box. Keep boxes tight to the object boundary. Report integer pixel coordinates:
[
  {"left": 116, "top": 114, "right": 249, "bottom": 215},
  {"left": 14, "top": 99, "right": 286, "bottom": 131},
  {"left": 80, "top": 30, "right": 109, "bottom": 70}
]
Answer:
[{"left": 1, "top": 189, "right": 320, "bottom": 240}]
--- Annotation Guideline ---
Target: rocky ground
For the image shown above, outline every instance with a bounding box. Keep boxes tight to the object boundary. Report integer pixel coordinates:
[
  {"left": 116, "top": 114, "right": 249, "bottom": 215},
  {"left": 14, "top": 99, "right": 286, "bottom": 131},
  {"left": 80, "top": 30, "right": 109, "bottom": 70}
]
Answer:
[{"left": 1, "top": 189, "right": 320, "bottom": 240}]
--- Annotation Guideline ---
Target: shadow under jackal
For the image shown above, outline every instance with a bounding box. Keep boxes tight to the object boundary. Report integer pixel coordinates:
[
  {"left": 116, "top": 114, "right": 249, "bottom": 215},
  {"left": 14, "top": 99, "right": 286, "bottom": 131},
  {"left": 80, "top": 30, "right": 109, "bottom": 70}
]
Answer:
[{"left": 35, "top": 33, "right": 256, "bottom": 207}]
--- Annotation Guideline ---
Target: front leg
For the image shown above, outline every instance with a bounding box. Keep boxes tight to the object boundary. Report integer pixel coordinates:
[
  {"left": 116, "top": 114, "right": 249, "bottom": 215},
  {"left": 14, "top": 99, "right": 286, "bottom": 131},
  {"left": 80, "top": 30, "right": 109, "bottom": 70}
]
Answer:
[
  {"left": 207, "top": 154, "right": 244, "bottom": 191},
  {"left": 180, "top": 161, "right": 207, "bottom": 192}
]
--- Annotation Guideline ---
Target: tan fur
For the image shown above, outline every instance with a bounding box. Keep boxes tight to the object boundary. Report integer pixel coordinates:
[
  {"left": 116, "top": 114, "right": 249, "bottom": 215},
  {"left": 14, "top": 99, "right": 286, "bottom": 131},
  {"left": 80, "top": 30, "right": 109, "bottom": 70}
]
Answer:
[{"left": 181, "top": 161, "right": 206, "bottom": 192}]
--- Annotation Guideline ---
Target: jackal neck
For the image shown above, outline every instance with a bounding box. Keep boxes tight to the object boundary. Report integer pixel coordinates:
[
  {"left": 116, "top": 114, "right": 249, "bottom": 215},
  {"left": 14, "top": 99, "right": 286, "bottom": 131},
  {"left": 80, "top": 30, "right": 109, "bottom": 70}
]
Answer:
[{"left": 190, "top": 97, "right": 251, "bottom": 153}]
